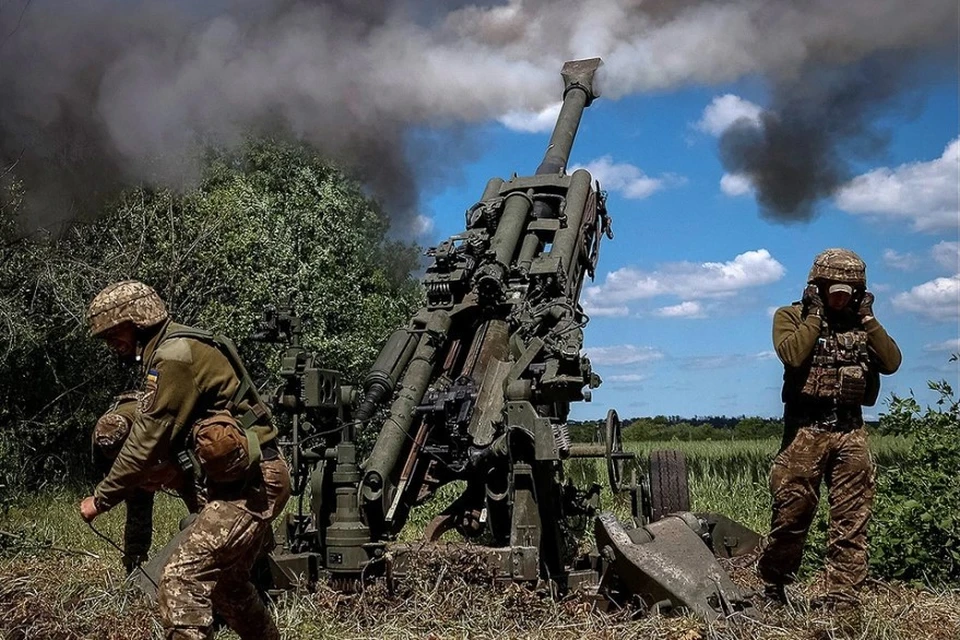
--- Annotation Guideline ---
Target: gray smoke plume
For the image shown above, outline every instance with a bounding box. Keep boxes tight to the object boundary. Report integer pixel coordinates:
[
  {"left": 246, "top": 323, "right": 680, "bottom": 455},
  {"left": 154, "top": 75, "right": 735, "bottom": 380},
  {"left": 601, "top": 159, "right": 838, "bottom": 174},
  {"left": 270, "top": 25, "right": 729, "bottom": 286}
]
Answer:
[
  {"left": 718, "top": 54, "right": 940, "bottom": 222},
  {"left": 1, "top": 0, "right": 956, "bottom": 233}
]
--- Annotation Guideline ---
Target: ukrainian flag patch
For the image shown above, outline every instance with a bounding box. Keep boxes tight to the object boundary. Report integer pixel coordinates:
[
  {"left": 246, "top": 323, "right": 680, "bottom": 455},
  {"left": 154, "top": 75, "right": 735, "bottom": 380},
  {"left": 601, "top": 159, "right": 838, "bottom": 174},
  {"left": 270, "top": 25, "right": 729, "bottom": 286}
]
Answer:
[{"left": 140, "top": 369, "right": 160, "bottom": 413}]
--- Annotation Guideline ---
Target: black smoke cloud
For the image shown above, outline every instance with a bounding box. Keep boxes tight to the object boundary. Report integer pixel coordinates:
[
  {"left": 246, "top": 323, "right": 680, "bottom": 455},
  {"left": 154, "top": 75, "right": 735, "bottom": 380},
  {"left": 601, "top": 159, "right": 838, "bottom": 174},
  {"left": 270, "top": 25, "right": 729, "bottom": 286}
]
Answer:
[
  {"left": 717, "top": 54, "right": 944, "bottom": 222},
  {"left": 1, "top": 0, "right": 957, "bottom": 233},
  {"left": 0, "top": 1, "right": 427, "bottom": 232}
]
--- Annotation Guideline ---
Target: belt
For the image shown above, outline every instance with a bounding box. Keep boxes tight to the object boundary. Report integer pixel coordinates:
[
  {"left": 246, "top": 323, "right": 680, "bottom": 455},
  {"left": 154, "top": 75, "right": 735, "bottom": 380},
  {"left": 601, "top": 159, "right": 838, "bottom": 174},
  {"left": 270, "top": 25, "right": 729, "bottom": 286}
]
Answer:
[{"left": 788, "top": 404, "right": 862, "bottom": 432}]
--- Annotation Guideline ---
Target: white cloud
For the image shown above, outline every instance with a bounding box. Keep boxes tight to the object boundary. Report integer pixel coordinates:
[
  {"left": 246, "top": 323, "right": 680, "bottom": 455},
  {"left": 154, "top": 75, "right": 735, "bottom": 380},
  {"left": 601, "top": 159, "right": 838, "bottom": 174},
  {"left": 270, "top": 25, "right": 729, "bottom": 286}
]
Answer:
[
  {"left": 892, "top": 275, "right": 960, "bottom": 321},
  {"left": 571, "top": 156, "right": 685, "bottom": 200},
  {"left": 932, "top": 241, "right": 960, "bottom": 273},
  {"left": 695, "top": 94, "right": 763, "bottom": 136},
  {"left": 834, "top": 137, "right": 960, "bottom": 232},
  {"left": 924, "top": 338, "right": 960, "bottom": 352},
  {"left": 584, "top": 345, "right": 664, "bottom": 366},
  {"left": 720, "top": 172, "right": 753, "bottom": 196},
  {"left": 653, "top": 301, "right": 706, "bottom": 318},
  {"left": 581, "top": 299, "right": 629, "bottom": 318},
  {"left": 882, "top": 248, "right": 920, "bottom": 271},
  {"left": 413, "top": 214, "right": 435, "bottom": 237},
  {"left": 498, "top": 102, "right": 562, "bottom": 133},
  {"left": 586, "top": 249, "right": 785, "bottom": 305},
  {"left": 605, "top": 373, "right": 649, "bottom": 386}
]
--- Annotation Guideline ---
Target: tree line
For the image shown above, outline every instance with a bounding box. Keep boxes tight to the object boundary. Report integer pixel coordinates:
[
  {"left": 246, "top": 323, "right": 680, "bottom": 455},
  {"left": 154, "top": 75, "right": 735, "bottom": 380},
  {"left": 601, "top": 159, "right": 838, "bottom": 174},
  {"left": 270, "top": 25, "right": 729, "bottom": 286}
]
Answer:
[{"left": 567, "top": 414, "right": 890, "bottom": 442}]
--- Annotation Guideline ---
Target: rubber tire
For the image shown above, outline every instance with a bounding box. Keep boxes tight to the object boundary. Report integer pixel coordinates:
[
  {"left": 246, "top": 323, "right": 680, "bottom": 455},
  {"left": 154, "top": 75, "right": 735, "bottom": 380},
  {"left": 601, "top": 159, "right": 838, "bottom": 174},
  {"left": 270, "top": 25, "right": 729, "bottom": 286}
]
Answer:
[{"left": 648, "top": 450, "right": 690, "bottom": 522}]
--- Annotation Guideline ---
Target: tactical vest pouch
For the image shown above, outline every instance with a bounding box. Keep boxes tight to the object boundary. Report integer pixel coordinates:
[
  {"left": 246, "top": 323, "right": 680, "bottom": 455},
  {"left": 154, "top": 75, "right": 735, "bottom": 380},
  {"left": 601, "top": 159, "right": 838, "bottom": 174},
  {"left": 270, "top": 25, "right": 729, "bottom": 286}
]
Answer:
[
  {"left": 837, "top": 365, "right": 867, "bottom": 404},
  {"left": 192, "top": 412, "right": 262, "bottom": 483},
  {"left": 801, "top": 366, "right": 838, "bottom": 398}
]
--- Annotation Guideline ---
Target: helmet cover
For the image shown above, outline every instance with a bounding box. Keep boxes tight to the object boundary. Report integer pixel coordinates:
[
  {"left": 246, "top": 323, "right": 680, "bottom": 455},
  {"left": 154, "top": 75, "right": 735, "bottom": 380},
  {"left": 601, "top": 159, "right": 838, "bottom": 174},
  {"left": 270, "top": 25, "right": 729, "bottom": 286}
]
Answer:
[
  {"left": 87, "top": 280, "right": 168, "bottom": 336},
  {"left": 807, "top": 248, "right": 866, "bottom": 286}
]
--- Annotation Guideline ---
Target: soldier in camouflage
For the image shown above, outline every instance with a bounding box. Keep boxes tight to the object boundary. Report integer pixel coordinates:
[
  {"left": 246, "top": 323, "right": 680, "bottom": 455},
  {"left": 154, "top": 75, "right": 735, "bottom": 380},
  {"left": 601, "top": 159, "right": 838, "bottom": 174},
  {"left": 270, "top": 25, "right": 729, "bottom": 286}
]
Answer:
[
  {"left": 79, "top": 281, "right": 291, "bottom": 640},
  {"left": 758, "top": 249, "right": 901, "bottom": 607}
]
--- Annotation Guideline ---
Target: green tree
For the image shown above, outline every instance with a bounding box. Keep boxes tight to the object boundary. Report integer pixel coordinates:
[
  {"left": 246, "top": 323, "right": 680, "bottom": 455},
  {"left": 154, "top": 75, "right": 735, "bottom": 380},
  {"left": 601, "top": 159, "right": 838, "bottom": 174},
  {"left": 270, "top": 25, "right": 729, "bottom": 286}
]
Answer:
[{"left": 0, "top": 140, "right": 422, "bottom": 488}]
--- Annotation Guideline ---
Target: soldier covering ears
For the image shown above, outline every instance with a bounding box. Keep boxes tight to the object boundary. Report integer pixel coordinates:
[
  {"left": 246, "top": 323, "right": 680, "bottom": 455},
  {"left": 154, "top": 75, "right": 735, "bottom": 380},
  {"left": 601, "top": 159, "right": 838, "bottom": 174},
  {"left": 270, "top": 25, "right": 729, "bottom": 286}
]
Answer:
[{"left": 758, "top": 249, "right": 901, "bottom": 608}]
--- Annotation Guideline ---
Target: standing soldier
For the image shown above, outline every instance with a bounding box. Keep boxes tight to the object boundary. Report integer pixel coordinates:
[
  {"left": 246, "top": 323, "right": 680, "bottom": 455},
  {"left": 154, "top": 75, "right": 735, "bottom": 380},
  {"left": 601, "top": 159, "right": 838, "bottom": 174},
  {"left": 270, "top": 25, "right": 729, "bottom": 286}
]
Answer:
[
  {"left": 79, "top": 281, "right": 291, "bottom": 640},
  {"left": 758, "top": 249, "right": 901, "bottom": 607}
]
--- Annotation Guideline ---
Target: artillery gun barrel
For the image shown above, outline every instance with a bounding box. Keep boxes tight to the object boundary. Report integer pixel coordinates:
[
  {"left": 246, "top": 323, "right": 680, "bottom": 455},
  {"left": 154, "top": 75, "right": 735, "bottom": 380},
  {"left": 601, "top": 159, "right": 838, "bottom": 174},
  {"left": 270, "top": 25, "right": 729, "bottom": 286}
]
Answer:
[
  {"left": 477, "top": 58, "right": 603, "bottom": 300},
  {"left": 359, "top": 57, "right": 605, "bottom": 548},
  {"left": 535, "top": 58, "right": 602, "bottom": 175}
]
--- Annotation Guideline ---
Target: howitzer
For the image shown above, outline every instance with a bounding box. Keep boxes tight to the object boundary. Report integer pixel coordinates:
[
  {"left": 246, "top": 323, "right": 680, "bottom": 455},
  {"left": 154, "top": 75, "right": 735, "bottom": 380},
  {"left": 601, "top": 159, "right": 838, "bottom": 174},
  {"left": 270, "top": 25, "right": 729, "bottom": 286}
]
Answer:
[
  {"left": 260, "top": 58, "right": 761, "bottom": 618},
  {"left": 270, "top": 58, "right": 620, "bottom": 587},
  {"left": 141, "top": 58, "right": 761, "bottom": 619}
]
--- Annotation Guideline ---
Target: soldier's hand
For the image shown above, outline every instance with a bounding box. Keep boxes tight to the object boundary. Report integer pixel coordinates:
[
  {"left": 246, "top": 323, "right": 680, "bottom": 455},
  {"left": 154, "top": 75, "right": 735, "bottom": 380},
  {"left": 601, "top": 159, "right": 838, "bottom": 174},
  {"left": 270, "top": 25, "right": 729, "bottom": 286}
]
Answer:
[
  {"left": 858, "top": 291, "right": 875, "bottom": 320},
  {"left": 79, "top": 496, "right": 101, "bottom": 522},
  {"left": 802, "top": 284, "right": 824, "bottom": 317}
]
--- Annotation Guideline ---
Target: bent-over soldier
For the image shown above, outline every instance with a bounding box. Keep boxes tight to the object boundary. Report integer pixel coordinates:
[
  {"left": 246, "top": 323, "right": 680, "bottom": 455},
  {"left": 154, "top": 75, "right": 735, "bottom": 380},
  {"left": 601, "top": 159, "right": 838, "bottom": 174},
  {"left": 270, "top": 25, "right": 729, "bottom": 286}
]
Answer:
[
  {"left": 92, "top": 392, "right": 205, "bottom": 574},
  {"left": 758, "top": 249, "right": 901, "bottom": 606},
  {"left": 79, "top": 281, "right": 291, "bottom": 640}
]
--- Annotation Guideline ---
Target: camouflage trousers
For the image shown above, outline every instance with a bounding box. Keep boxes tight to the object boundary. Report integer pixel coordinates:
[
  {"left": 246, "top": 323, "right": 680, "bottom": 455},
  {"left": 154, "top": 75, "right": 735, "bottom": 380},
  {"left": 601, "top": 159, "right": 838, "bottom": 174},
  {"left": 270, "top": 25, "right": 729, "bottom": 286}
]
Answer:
[
  {"left": 158, "top": 457, "right": 291, "bottom": 640},
  {"left": 757, "top": 424, "right": 875, "bottom": 595}
]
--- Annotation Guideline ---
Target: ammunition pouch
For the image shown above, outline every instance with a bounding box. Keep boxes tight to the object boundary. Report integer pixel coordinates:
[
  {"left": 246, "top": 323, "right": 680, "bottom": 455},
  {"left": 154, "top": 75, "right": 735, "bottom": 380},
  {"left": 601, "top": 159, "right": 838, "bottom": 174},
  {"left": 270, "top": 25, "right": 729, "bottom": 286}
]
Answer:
[
  {"left": 191, "top": 411, "right": 262, "bottom": 483},
  {"left": 837, "top": 365, "right": 867, "bottom": 404}
]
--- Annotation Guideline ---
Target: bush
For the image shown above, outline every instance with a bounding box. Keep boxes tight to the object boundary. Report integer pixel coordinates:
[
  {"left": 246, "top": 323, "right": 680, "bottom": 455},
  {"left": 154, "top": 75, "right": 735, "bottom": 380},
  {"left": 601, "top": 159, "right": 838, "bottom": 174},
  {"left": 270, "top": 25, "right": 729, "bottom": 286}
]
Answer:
[
  {"left": 0, "top": 140, "right": 423, "bottom": 490},
  {"left": 870, "top": 363, "right": 960, "bottom": 587}
]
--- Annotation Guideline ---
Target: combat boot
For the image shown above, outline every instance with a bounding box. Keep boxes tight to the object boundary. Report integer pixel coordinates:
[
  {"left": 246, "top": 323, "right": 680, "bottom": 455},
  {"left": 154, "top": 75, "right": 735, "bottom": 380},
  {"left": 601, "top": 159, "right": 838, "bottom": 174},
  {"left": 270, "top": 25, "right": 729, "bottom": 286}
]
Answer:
[{"left": 762, "top": 583, "right": 788, "bottom": 605}]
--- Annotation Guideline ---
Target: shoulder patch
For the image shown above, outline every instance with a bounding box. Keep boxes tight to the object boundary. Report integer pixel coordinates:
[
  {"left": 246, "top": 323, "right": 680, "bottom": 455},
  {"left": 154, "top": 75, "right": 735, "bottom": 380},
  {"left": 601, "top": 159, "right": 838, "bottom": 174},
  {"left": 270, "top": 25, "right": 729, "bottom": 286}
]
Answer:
[
  {"left": 139, "top": 369, "right": 160, "bottom": 413},
  {"left": 155, "top": 337, "right": 194, "bottom": 364}
]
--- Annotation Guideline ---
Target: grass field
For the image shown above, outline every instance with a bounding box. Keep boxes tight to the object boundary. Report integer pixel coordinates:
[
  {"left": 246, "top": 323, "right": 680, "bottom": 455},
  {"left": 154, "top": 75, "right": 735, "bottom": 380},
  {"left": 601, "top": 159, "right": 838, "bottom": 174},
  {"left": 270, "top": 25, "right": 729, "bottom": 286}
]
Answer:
[
  {"left": 567, "top": 435, "right": 911, "bottom": 534},
  {"left": 3, "top": 435, "right": 957, "bottom": 639}
]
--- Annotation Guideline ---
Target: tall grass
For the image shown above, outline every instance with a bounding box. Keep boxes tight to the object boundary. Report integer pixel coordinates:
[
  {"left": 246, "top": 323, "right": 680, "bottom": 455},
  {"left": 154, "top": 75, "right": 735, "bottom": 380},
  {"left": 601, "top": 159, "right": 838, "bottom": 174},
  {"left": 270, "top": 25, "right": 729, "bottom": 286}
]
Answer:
[
  {"left": 568, "top": 435, "right": 911, "bottom": 534},
  {"left": 1, "top": 436, "right": 910, "bottom": 558}
]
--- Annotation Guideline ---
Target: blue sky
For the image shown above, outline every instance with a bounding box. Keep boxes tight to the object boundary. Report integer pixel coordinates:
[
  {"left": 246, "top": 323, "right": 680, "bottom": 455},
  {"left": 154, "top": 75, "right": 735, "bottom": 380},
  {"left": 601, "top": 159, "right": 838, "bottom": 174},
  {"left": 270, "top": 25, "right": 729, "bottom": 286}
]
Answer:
[{"left": 419, "top": 77, "right": 959, "bottom": 421}]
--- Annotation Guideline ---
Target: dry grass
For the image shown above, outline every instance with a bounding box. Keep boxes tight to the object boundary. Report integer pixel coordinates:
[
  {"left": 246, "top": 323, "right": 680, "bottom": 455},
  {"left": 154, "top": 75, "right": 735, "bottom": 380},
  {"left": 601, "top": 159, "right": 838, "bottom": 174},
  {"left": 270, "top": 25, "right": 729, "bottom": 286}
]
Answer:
[{"left": 1, "top": 543, "right": 957, "bottom": 640}]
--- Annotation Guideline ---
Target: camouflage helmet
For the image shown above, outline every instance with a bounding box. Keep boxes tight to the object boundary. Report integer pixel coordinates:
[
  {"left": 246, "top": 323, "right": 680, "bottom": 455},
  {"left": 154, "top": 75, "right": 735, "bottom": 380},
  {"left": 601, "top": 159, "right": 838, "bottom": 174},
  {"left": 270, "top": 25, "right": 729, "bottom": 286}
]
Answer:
[
  {"left": 87, "top": 280, "right": 168, "bottom": 336},
  {"left": 807, "top": 248, "right": 866, "bottom": 286}
]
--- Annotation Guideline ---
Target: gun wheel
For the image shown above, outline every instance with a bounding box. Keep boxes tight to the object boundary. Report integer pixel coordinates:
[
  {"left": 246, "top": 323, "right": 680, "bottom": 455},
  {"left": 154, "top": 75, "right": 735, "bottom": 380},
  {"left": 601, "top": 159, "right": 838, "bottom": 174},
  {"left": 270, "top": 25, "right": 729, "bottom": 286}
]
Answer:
[
  {"left": 604, "top": 409, "right": 626, "bottom": 493},
  {"left": 648, "top": 450, "right": 690, "bottom": 521}
]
